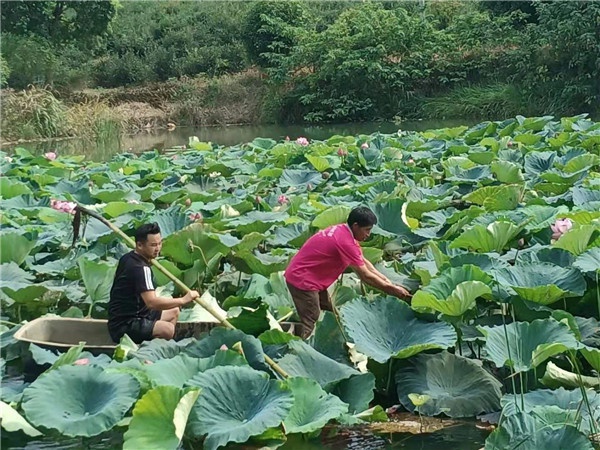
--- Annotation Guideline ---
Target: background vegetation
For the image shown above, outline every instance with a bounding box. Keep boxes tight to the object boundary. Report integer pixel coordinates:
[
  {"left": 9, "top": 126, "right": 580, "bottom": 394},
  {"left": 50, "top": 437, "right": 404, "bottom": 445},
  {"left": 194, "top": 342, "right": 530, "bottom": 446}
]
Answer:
[{"left": 1, "top": 0, "right": 599, "bottom": 139}]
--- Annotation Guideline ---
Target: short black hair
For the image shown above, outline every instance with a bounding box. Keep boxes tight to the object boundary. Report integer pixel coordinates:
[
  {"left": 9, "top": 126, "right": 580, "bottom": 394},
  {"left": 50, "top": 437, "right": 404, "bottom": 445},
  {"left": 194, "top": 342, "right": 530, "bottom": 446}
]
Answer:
[
  {"left": 135, "top": 222, "right": 161, "bottom": 243},
  {"left": 347, "top": 206, "right": 377, "bottom": 227}
]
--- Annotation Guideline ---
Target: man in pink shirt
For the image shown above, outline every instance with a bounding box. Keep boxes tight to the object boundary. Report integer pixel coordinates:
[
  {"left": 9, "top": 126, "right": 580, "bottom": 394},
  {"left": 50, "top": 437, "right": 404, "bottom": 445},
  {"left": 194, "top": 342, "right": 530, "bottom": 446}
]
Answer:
[{"left": 284, "top": 206, "right": 411, "bottom": 339}]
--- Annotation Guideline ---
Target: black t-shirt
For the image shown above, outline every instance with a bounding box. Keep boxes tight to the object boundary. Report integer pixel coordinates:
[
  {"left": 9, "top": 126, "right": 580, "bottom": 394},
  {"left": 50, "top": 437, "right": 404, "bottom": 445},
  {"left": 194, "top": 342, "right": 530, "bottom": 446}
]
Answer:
[{"left": 108, "top": 251, "right": 156, "bottom": 329}]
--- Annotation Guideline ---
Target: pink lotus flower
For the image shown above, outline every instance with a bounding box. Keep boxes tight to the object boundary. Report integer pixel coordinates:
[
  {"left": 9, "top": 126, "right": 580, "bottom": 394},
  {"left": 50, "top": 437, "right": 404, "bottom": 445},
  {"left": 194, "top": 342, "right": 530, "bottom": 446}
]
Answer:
[
  {"left": 361, "top": 142, "right": 369, "bottom": 149},
  {"left": 285, "top": 136, "right": 290, "bottom": 141},
  {"left": 337, "top": 148, "right": 348, "bottom": 157},
  {"left": 220, "top": 344, "right": 228, "bottom": 351},
  {"left": 278, "top": 194, "right": 289, "bottom": 205},
  {"left": 189, "top": 212, "right": 203, "bottom": 222},
  {"left": 50, "top": 199, "right": 77, "bottom": 215},
  {"left": 551, "top": 218, "right": 573, "bottom": 241},
  {"left": 73, "top": 358, "right": 89, "bottom": 366},
  {"left": 255, "top": 195, "right": 262, "bottom": 203},
  {"left": 44, "top": 152, "right": 57, "bottom": 161},
  {"left": 296, "top": 137, "right": 309, "bottom": 146}
]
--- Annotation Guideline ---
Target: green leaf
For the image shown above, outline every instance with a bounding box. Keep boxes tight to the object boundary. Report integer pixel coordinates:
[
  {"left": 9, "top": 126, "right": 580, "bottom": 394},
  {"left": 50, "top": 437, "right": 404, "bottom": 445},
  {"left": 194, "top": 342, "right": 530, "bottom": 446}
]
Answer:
[
  {"left": 574, "top": 247, "right": 600, "bottom": 273},
  {"left": 396, "top": 351, "right": 502, "bottom": 418},
  {"left": 22, "top": 365, "right": 139, "bottom": 437},
  {"left": 412, "top": 265, "right": 494, "bottom": 316},
  {"left": 541, "top": 361, "right": 600, "bottom": 389},
  {"left": 464, "top": 185, "right": 521, "bottom": 212},
  {"left": 283, "top": 377, "right": 348, "bottom": 434},
  {"left": 479, "top": 319, "right": 581, "bottom": 373},
  {"left": 553, "top": 225, "right": 597, "bottom": 256},
  {"left": 311, "top": 206, "right": 351, "bottom": 230},
  {"left": 0, "top": 231, "right": 36, "bottom": 265},
  {"left": 493, "top": 263, "right": 586, "bottom": 304},
  {"left": 123, "top": 386, "right": 200, "bottom": 450},
  {"left": 77, "top": 257, "right": 116, "bottom": 304},
  {"left": 339, "top": 296, "right": 456, "bottom": 363},
  {"left": 490, "top": 161, "right": 524, "bottom": 183},
  {"left": 485, "top": 412, "right": 593, "bottom": 450},
  {"left": 450, "top": 221, "right": 522, "bottom": 253},
  {"left": 0, "top": 178, "right": 33, "bottom": 198},
  {"left": 186, "top": 366, "right": 294, "bottom": 450},
  {"left": 0, "top": 400, "right": 42, "bottom": 436}
]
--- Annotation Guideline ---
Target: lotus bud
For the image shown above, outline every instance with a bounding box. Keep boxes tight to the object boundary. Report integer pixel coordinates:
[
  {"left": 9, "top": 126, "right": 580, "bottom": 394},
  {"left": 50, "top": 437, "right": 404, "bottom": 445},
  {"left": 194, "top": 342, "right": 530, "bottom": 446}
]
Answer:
[
  {"left": 118, "top": 168, "right": 124, "bottom": 174},
  {"left": 4, "top": 156, "right": 13, "bottom": 163},
  {"left": 220, "top": 344, "right": 228, "bottom": 351},
  {"left": 307, "top": 183, "right": 313, "bottom": 191},
  {"left": 185, "top": 198, "right": 192, "bottom": 207},
  {"left": 44, "top": 151, "right": 57, "bottom": 161},
  {"left": 322, "top": 172, "right": 330, "bottom": 179},
  {"left": 361, "top": 142, "right": 369, "bottom": 149},
  {"left": 209, "top": 171, "right": 221, "bottom": 178},
  {"left": 337, "top": 148, "right": 348, "bottom": 157},
  {"left": 278, "top": 194, "right": 289, "bottom": 205},
  {"left": 296, "top": 137, "right": 309, "bottom": 146},
  {"left": 255, "top": 195, "right": 262, "bottom": 203},
  {"left": 189, "top": 212, "right": 203, "bottom": 222},
  {"left": 285, "top": 136, "right": 290, "bottom": 141},
  {"left": 407, "top": 158, "right": 415, "bottom": 166},
  {"left": 507, "top": 141, "right": 513, "bottom": 147}
]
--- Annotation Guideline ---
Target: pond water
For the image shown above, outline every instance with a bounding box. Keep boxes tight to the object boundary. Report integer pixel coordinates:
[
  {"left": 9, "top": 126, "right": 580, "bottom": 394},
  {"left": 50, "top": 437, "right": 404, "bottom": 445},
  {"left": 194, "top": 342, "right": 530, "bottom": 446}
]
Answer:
[{"left": 1, "top": 119, "right": 472, "bottom": 162}]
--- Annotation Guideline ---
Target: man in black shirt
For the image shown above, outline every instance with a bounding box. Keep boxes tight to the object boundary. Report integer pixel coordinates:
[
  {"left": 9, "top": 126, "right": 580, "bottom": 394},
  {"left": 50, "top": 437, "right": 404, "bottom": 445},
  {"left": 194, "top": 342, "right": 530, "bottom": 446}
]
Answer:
[{"left": 108, "top": 222, "right": 199, "bottom": 343}]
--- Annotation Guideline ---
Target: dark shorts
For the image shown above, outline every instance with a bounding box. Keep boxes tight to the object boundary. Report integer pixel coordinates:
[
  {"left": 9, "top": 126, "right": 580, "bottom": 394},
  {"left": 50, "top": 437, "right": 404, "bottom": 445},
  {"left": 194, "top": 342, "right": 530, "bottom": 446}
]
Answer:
[
  {"left": 286, "top": 282, "right": 333, "bottom": 340},
  {"left": 108, "top": 310, "right": 161, "bottom": 344}
]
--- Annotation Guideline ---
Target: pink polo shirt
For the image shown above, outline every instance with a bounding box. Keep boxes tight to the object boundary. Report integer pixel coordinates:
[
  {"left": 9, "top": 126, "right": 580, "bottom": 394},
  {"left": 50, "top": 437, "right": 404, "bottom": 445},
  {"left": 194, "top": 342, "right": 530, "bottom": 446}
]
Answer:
[{"left": 284, "top": 224, "right": 365, "bottom": 291}]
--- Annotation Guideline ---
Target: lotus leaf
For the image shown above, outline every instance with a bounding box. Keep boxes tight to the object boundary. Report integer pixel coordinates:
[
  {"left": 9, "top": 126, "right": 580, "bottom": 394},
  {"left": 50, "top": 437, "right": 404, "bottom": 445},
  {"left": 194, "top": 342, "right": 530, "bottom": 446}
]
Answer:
[
  {"left": 22, "top": 365, "right": 139, "bottom": 437},
  {"left": 574, "top": 247, "right": 600, "bottom": 273},
  {"left": 492, "top": 262, "right": 585, "bottom": 304},
  {"left": 184, "top": 327, "right": 268, "bottom": 372},
  {"left": 145, "top": 351, "right": 247, "bottom": 388},
  {"left": 396, "top": 351, "right": 502, "bottom": 418},
  {"left": 339, "top": 296, "right": 456, "bottom": 363},
  {"left": 479, "top": 319, "right": 581, "bottom": 373},
  {"left": 0, "top": 231, "right": 36, "bottom": 265},
  {"left": 186, "top": 365, "right": 294, "bottom": 450},
  {"left": 311, "top": 205, "right": 351, "bottom": 230},
  {"left": 501, "top": 387, "right": 600, "bottom": 434},
  {"left": 283, "top": 377, "right": 348, "bottom": 434},
  {"left": 123, "top": 386, "right": 200, "bottom": 450},
  {"left": 78, "top": 257, "right": 115, "bottom": 305},
  {"left": 0, "top": 400, "right": 42, "bottom": 436},
  {"left": 161, "top": 224, "right": 231, "bottom": 266},
  {"left": 553, "top": 225, "right": 598, "bottom": 255},
  {"left": 450, "top": 221, "right": 522, "bottom": 253},
  {"left": 310, "top": 311, "right": 351, "bottom": 366},
  {"left": 412, "top": 265, "right": 494, "bottom": 316},
  {"left": 485, "top": 412, "right": 593, "bottom": 450},
  {"left": 541, "top": 361, "right": 600, "bottom": 389}
]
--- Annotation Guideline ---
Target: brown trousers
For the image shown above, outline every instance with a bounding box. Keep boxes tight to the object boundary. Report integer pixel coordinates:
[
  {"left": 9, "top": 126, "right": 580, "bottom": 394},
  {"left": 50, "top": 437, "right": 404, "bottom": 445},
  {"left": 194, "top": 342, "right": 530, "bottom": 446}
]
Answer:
[{"left": 286, "top": 282, "right": 333, "bottom": 339}]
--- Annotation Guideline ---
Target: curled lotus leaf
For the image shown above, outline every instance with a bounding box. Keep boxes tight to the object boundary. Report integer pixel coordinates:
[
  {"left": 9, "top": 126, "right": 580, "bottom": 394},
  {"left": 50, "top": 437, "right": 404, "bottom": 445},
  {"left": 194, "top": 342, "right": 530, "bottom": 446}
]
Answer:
[
  {"left": 21, "top": 365, "right": 139, "bottom": 437},
  {"left": 185, "top": 365, "right": 294, "bottom": 450}
]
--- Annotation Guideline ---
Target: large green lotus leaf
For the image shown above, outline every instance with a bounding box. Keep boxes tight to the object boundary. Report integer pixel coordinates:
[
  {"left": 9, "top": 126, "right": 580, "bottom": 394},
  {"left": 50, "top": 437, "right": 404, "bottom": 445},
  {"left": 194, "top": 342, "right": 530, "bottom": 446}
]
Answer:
[
  {"left": 77, "top": 257, "right": 115, "bottom": 304},
  {"left": 268, "top": 222, "right": 310, "bottom": 248},
  {"left": 228, "top": 211, "right": 289, "bottom": 234},
  {"left": 412, "top": 265, "right": 494, "bottom": 316},
  {"left": 541, "top": 361, "right": 600, "bottom": 389},
  {"left": 229, "top": 250, "right": 290, "bottom": 277},
  {"left": 490, "top": 160, "right": 524, "bottom": 184},
  {"left": 186, "top": 366, "right": 294, "bottom": 450},
  {"left": 101, "top": 201, "right": 154, "bottom": 218},
  {"left": 309, "top": 311, "right": 351, "bottom": 366},
  {"left": 448, "top": 253, "right": 509, "bottom": 272},
  {"left": 0, "top": 400, "right": 42, "bottom": 436},
  {"left": 0, "top": 262, "right": 34, "bottom": 290},
  {"left": 279, "top": 169, "right": 323, "bottom": 188},
  {"left": 479, "top": 319, "right": 581, "bottom": 373},
  {"left": 147, "top": 206, "right": 189, "bottom": 238},
  {"left": 464, "top": 185, "right": 521, "bottom": 212},
  {"left": 123, "top": 386, "right": 200, "bottom": 450},
  {"left": 129, "top": 338, "right": 189, "bottom": 362},
  {"left": 0, "top": 177, "right": 33, "bottom": 198},
  {"left": 369, "top": 199, "right": 414, "bottom": 239},
  {"left": 396, "top": 351, "right": 502, "bottom": 418},
  {"left": 501, "top": 387, "right": 600, "bottom": 434},
  {"left": 161, "top": 223, "right": 230, "bottom": 266},
  {"left": 574, "top": 247, "right": 600, "bottom": 273},
  {"left": 183, "top": 327, "right": 268, "bottom": 372},
  {"left": 22, "top": 365, "right": 139, "bottom": 437},
  {"left": 518, "top": 205, "right": 569, "bottom": 231},
  {"left": 311, "top": 206, "right": 351, "bottom": 230},
  {"left": 145, "top": 351, "right": 247, "bottom": 388},
  {"left": 339, "top": 296, "right": 456, "bottom": 363},
  {"left": 484, "top": 412, "right": 593, "bottom": 450},
  {"left": 581, "top": 346, "right": 600, "bottom": 372},
  {"left": 516, "top": 246, "right": 575, "bottom": 268},
  {"left": 0, "top": 231, "right": 36, "bottom": 265},
  {"left": 450, "top": 221, "right": 522, "bottom": 253},
  {"left": 306, "top": 154, "right": 340, "bottom": 172},
  {"left": 227, "top": 304, "right": 271, "bottom": 336},
  {"left": 553, "top": 225, "right": 598, "bottom": 256},
  {"left": 283, "top": 377, "right": 348, "bottom": 434},
  {"left": 492, "top": 263, "right": 586, "bottom": 304}
]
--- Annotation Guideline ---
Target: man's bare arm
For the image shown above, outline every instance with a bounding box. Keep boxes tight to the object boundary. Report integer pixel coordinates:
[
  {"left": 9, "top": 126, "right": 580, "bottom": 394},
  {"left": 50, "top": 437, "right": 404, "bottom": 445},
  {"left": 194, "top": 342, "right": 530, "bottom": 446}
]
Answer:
[
  {"left": 351, "top": 264, "right": 411, "bottom": 300},
  {"left": 140, "top": 290, "right": 199, "bottom": 310},
  {"left": 363, "top": 258, "right": 391, "bottom": 284}
]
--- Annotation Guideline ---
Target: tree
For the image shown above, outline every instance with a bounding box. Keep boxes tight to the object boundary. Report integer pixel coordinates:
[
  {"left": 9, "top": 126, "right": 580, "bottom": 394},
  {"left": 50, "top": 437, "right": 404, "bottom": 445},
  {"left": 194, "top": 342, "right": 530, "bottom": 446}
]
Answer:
[{"left": 0, "top": 0, "right": 117, "bottom": 44}]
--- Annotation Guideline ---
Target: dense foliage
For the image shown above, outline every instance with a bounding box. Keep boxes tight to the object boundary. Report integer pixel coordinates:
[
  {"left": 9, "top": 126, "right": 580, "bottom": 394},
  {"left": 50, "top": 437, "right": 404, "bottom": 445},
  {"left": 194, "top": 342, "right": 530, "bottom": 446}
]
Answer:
[
  {"left": 1, "top": 116, "right": 599, "bottom": 449},
  {"left": 1, "top": 1, "right": 598, "bottom": 122}
]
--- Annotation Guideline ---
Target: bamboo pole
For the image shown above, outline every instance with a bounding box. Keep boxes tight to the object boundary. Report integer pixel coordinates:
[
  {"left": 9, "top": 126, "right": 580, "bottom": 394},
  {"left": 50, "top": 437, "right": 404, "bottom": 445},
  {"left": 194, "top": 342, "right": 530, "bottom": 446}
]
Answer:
[{"left": 74, "top": 204, "right": 290, "bottom": 378}]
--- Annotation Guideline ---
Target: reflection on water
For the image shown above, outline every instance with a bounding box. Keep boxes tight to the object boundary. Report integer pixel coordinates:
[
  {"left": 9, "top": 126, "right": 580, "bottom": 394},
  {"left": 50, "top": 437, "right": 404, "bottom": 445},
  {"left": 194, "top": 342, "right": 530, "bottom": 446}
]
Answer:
[
  {"left": 1, "top": 119, "right": 472, "bottom": 162},
  {"left": 2, "top": 421, "right": 488, "bottom": 450}
]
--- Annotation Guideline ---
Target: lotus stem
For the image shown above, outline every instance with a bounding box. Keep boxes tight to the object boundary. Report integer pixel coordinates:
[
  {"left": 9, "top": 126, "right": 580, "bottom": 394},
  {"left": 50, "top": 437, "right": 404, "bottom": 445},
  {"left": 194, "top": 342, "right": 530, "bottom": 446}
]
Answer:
[
  {"left": 73, "top": 204, "right": 292, "bottom": 379},
  {"left": 568, "top": 351, "right": 598, "bottom": 436}
]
